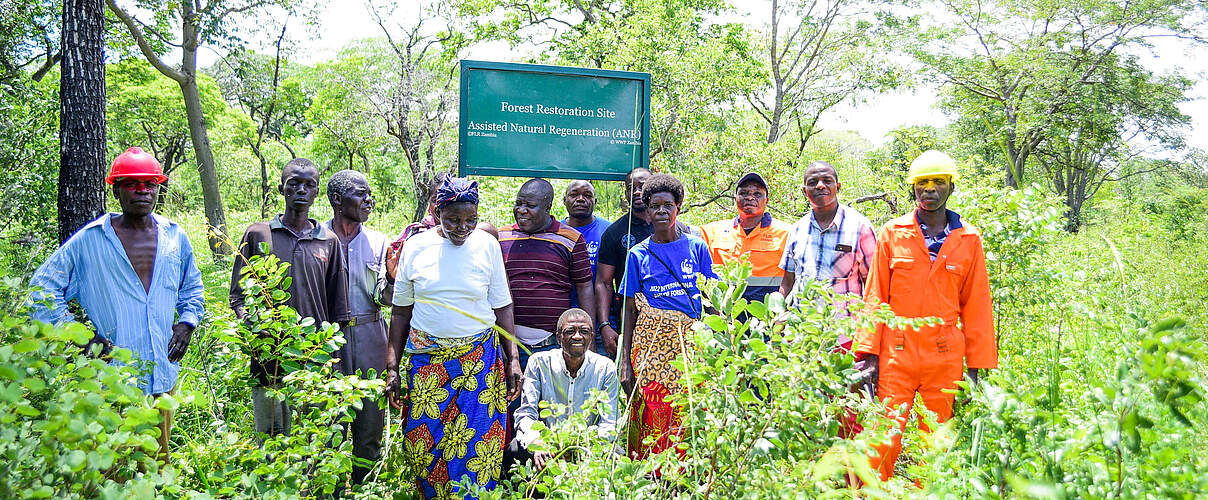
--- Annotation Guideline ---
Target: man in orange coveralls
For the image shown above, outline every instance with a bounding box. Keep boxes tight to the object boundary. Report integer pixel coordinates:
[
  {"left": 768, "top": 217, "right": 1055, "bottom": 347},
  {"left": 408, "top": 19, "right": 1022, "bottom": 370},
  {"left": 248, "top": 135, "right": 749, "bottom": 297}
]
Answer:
[{"left": 855, "top": 150, "right": 998, "bottom": 481}]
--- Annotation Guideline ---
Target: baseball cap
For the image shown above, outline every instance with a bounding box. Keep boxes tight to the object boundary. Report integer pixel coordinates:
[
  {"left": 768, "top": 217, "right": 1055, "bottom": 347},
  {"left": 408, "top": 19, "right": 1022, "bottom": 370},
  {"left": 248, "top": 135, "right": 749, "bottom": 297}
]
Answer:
[{"left": 735, "top": 172, "right": 768, "bottom": 192}]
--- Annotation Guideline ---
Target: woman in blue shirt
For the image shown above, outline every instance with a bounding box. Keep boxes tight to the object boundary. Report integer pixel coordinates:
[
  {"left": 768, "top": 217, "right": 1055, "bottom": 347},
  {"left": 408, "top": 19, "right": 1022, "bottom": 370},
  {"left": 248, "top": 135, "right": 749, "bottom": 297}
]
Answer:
[{"left": 617, "top": 173, "right": 718, "bottom": 460}]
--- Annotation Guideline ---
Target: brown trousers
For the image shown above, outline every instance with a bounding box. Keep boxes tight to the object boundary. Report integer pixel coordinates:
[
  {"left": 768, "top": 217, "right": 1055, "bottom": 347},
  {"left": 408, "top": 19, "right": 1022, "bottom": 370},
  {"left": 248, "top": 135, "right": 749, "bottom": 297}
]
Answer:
[{"left": 154, "top": 387, "right": 176, "bottom": 463}]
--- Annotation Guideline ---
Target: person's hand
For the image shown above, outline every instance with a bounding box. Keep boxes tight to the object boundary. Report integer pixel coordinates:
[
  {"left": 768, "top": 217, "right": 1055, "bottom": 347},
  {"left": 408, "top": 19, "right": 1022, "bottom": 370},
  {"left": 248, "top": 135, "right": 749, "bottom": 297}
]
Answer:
[
  {"left": 385, "top": 368, "right": 406, "bottom": 409},
  {"left": 505, "top": 357, "right": 523, "bottom": 401},
  {"left": 385, "top": 242, "right": 403, "bottom": 280},
  {"left": 167, "top": 322, "right": 194, "bottom": 363},
  {"left": 82, "top": 333, "right": 114, "bottom": 360},
  {"left": 533, "top": 450, "right": 553, "bottom": 470},
  {"left": 958, "top": 368, "right": 981, "bottom": 408},
  {"left": 601, "top": 325, "right": 619, "bottom": 358},
  {"left": 619, "top": 357, "right": 635, "bottom": 396},
  {"left": 853, "top": 354, "right": 879, "bottom": 398}
]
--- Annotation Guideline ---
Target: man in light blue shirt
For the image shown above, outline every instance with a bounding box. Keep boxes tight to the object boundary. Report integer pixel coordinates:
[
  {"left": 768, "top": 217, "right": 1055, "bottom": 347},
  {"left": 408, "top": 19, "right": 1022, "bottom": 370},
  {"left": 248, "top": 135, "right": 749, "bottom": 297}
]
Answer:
[
  {"left": 505, "top": 308, "right": 619, "bottom": 474},
  {"left": 28, "top": 147, "right": 205, "bottom": 459}
]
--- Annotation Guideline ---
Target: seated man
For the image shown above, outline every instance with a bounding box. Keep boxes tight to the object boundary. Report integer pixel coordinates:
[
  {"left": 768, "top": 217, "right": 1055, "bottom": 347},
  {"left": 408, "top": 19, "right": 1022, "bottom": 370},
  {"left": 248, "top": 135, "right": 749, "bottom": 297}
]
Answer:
[{"left": 505, "top": 308, "right": 619, "bottom": 472}]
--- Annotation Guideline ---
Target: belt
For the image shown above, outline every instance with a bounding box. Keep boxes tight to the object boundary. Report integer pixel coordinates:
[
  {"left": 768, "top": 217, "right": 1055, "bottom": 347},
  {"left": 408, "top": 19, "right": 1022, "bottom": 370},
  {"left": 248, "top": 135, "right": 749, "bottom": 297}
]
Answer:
[
  {"left": 347, "top": 312, "right": 384, "bottom": 327},
  {"left": 522, "top": 334, "right": 559, "bottom": 349}
]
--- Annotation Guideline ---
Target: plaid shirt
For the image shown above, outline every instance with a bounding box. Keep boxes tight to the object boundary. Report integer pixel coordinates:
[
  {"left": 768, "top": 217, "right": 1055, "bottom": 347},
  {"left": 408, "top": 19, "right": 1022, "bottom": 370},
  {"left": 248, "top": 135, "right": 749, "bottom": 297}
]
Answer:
[{"left": 780, "top": 204, "right": 877, "bottom": 299}]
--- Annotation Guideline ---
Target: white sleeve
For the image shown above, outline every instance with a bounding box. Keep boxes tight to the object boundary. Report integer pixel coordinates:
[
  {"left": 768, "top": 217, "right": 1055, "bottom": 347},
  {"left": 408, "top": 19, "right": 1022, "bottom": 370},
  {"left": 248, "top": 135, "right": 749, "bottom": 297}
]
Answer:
[
  {"left": 392, "top": 244, "right": 416, "bottom": 307},
  {"left": 485, "top": 237, "right": 513, "bottom": 309}
]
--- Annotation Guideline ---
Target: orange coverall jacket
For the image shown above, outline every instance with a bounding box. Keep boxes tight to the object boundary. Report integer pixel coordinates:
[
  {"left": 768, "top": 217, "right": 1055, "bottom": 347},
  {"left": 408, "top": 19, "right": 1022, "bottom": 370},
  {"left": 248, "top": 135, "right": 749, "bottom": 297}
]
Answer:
[
  {"left": 856, "top": 209, "right": 997, "bottom": 480},
  {"left": 856, "top": 209, "right": 997, "bottom": 367},
  {"left": 699, "top": 213, "right": 790, "bottom": 299}
]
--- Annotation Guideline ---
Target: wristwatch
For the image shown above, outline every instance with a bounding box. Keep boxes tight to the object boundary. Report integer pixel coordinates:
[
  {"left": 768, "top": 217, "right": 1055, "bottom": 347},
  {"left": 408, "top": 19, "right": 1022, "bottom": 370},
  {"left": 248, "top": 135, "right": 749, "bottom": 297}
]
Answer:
[{"left": 597, "top": 321, "right": 613, "bottom": 333}]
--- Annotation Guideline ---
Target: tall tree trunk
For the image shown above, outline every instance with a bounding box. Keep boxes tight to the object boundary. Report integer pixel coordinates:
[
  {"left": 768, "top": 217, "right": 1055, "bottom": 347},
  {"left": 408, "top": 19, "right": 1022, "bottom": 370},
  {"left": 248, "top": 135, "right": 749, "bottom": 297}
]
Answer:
[
  {"left": 107, "top": 0, "right": 233, "bottom": 256},
  {"left": 58, "top": 0, "right": 107, "bottom": 244},
  {"left": 180, "top": 77, "right": 232, "bottom": 255},
  {"left": 412, "top": 184, "right": 430, "bottom": 224}
]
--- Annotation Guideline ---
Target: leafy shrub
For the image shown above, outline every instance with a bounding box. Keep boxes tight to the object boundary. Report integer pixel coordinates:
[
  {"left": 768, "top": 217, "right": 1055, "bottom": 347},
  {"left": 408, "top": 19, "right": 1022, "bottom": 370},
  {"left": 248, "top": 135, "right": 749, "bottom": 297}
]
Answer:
[
  {"left": 924, "top": 317, "right": 1208, "bottom": 498},
  {"left": 477, "top": 261, "right": 928, "bottom": 498},
  {"left": 0, "top": 308, "right": 173, "bottom": 498},
  {"left": 950, "top": 183, "right": 1064, "bottom": 315},
  {"left": 181, "top": 250, "right": 382, "bottom": 498}
]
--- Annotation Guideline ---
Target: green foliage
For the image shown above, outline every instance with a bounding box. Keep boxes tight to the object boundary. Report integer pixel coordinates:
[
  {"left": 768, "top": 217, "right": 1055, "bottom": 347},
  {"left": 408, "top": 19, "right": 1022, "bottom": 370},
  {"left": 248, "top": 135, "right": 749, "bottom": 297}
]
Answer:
[
  {"left": 1143, "top": 186, "right": 1208, "bottom": 241},
  {"left": 0, "top": 307, "right": 173, "bottom": 497},
  {"left": 949, "top": 183, "right": 1064, "bottom": 314},
  {"left": 107, "top": 59, "right": 244, "bottom": 208},
  {"left": 0, "top": 73, "right": 58, "bottom": 276},
  {"left": 189, "top": 249, "right": 382, "bottom": 497},
  {"left": 925, "top": 318, "right": 1208, "bottom": 498},
  {"left": 912, "top": 0, "right": 1203, "bottom": 193},
  {"left": 226, "top": 246, "right": 343, "bottom": 377},
  {"left": 0, "top": 0, "right": 58, "bottom": 87},
  {"left": 484, "top": 262, "right": 925, "bottom": 497}
]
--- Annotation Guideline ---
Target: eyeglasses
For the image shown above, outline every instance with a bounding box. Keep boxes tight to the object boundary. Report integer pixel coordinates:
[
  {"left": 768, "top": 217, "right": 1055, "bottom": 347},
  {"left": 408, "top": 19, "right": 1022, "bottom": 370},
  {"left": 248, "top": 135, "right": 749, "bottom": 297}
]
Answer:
[
  {"left": 116, "top": 179, "right": 161, "bottom": 190},
  {"left": 913, "top": 177, "right": 950, "bottom": 188},
  {"left": 560, "top": 327, "right": 593, "bottom": 336},
  {"left": 736, "top": 190, "right": 766, "bottom": 200}
]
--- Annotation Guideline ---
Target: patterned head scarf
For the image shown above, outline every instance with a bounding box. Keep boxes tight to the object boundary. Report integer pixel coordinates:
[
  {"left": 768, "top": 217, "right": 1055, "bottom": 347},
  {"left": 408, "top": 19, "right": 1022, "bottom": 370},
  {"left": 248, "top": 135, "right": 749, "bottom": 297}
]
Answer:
[{"left": 433, "top": 176, "right": 479, "bottom": 209}]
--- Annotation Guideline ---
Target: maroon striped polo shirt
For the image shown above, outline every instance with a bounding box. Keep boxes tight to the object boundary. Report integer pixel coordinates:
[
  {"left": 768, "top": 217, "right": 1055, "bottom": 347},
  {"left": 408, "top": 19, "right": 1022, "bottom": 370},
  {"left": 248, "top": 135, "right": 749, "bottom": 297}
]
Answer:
[{"left": 499, "top": 219, "right": 593, "bottom": 337}]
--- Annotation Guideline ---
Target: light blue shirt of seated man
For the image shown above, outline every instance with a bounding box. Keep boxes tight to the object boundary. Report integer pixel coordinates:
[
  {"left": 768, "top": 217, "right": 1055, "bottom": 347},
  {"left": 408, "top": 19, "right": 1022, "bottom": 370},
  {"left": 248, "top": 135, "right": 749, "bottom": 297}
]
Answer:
[{"left": 514, "top": 309, "right": 619, "bottom": 451}]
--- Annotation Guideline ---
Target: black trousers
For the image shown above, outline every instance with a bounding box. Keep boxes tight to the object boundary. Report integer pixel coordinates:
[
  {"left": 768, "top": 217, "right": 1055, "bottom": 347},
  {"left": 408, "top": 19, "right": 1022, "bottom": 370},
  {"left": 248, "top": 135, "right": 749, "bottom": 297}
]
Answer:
[{"left": 501, "top": 438, "right": 534, "bottom": 479}]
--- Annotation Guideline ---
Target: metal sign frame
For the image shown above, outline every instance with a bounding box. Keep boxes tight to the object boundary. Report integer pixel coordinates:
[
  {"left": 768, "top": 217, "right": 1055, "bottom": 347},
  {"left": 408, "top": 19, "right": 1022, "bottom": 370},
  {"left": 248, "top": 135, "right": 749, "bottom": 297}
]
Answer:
[{"left": 458, "top": 59, "right": 651, "bottom": 181}]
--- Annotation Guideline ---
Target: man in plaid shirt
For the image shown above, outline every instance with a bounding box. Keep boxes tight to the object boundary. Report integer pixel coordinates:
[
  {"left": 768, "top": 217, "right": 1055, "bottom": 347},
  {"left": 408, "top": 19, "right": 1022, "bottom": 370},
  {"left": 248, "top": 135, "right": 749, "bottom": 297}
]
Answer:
[{"left": 778, "top": 161, "right": 877, "bottom": 325}]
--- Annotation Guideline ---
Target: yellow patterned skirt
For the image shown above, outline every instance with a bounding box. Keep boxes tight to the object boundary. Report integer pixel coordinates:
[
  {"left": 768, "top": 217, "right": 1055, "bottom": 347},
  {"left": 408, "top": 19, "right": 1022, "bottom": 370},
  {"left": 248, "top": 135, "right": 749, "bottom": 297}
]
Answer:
[{"left": 627, "top": 294, "right": 697, "bottom": 460}]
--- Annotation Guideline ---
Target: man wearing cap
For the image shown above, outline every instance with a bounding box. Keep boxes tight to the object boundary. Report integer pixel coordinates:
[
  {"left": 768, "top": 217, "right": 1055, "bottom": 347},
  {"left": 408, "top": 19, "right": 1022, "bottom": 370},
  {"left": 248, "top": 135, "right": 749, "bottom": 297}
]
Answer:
[
  {"left": 699, "top": 172, "right": 791, "bottom": 304},
  {"left": 230, "top": 158, "right": 350, "bottom": 438},
  {"left": 28, "top": 147, "right": 205, "bottom": 461},
  {"left": 855, "top": 150, "right": 997, "bottom": 481}
]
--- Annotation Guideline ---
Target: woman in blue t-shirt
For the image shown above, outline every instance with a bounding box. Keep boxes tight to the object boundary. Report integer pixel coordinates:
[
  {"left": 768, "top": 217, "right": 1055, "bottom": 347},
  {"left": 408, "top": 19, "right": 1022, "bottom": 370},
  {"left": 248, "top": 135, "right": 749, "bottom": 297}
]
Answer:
[{"left": 617, "top": 173, "right": 718, "bottom": 461}]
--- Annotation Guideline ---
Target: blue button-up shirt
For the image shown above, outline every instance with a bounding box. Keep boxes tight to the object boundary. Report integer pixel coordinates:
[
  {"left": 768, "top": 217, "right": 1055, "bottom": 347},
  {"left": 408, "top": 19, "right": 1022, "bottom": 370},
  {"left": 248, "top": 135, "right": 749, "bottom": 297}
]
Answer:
[{"left": 28, "top": 213, "right": 205, "bottom": 394}]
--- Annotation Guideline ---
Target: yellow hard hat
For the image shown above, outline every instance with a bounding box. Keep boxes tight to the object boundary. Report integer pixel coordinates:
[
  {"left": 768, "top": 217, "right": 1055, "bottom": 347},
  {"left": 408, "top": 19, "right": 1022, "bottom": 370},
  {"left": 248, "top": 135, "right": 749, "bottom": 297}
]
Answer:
[{"left": 907, "top": 150, "right": 960, "bottom": 184}]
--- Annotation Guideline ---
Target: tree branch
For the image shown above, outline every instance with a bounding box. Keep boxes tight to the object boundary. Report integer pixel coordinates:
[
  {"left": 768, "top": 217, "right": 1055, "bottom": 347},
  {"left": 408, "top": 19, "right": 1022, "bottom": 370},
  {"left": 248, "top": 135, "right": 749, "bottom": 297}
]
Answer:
[
  {"left": 852, "top": 191, "right": 899, "bottom": 213},
  {"left": 106, "top": 0, "right": 186, "bottom": 82},
  {"left": 30, "top": 51, "right": 61, "bottom": 81}
]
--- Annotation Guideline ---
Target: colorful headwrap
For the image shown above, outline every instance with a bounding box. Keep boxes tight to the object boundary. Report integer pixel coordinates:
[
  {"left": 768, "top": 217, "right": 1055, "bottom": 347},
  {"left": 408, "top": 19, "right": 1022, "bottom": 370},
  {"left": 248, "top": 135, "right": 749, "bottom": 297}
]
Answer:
[{"left": 433, "top": 177, "right": 479, "bottom": 209}]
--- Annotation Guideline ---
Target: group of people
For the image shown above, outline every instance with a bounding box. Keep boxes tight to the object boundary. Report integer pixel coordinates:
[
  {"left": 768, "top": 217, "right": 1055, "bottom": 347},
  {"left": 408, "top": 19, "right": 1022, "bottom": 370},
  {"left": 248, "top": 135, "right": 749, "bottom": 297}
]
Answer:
[{"left": 27, "top": 145, "right": 996, "bottom": 497}]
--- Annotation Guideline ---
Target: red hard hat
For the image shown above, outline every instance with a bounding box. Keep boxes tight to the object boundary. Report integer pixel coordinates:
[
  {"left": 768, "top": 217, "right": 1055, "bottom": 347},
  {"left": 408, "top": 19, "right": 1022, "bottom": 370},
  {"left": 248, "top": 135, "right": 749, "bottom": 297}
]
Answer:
[{"left": 107, "top": 147, "right": 167, "bottom": 185}]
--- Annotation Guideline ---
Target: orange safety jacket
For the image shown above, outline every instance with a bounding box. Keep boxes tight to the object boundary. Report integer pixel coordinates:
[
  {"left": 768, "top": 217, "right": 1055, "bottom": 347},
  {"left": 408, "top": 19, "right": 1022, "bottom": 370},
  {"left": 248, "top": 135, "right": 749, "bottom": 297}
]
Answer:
[
  {"left": 855, "top": 209, "right": 997, "bottom": 369},
  {"left": 700, "top": 213, "right": 790, "bottom": 292}
]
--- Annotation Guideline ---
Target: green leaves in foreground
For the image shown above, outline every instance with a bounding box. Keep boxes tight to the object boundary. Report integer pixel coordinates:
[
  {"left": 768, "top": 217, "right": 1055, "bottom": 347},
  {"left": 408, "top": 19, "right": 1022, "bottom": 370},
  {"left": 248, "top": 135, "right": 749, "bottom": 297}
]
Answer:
[{"left": 0, "top": 316, "right": 171, "bottom": 498}]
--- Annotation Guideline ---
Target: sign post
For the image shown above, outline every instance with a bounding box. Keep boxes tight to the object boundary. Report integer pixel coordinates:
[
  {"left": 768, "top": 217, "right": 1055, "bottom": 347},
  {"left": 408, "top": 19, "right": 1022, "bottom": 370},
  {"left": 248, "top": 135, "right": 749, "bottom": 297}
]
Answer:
[{"left": 458, "top": 60, "right": 651, "bottom": 181}]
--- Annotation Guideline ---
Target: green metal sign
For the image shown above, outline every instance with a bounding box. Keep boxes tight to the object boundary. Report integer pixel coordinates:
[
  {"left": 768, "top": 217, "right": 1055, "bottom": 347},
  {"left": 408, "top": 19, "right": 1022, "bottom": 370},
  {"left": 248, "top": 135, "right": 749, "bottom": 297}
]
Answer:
[{"left": 458, "top": 60, "right": 651, "bottom": 181}]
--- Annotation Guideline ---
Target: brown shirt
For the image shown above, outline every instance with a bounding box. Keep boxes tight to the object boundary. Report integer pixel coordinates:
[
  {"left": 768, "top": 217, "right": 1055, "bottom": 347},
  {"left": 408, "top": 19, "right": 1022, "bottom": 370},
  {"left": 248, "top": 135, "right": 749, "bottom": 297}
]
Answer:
[{"left": 229, "top": 215, "right": 351, "bottom": 384}]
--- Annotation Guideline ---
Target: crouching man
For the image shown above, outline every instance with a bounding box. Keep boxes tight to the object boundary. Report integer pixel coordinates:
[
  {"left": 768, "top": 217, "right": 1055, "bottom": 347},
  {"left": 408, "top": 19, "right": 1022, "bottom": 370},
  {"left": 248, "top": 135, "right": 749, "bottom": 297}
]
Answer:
[{"left": 504, "top": 308, "right": 619, "bottom": 473}]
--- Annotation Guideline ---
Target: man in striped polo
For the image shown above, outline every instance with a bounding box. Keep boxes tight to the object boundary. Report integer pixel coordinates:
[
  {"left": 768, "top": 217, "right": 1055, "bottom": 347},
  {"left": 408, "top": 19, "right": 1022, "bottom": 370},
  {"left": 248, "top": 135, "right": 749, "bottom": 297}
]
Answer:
[{"left": 499, "top": 178, "right": 597, "bottom": 368}]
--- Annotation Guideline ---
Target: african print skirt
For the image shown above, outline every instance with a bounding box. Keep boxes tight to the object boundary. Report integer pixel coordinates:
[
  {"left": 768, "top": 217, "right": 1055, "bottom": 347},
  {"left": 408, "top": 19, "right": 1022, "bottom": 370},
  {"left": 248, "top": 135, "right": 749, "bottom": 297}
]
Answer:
[
  {"left": 626, "top": 294, "right": 698, "bottom": 461},
  {"left": 402, "top": 328, "right": 508, "bottom": 499}
]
